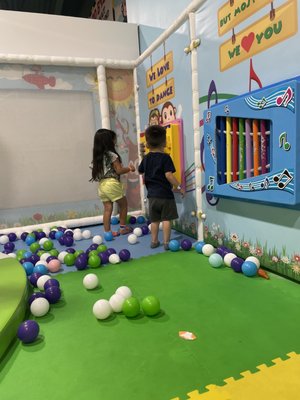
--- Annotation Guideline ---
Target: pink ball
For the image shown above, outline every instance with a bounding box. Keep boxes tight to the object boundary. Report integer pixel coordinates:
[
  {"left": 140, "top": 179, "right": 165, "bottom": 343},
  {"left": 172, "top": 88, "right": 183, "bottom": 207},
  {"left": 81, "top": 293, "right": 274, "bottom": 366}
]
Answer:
[{"left": 47, "top": 259, "right": 61, "bottom": 273}]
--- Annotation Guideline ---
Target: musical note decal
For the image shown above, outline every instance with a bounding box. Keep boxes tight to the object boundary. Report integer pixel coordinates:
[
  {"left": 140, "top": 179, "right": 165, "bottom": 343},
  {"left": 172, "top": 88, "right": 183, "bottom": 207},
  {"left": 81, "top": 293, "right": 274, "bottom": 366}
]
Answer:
[
  {"left": 273, "top": 168, "right": 293, "bottom": 189},
  {"left": 230, "top": 169, "right": 294, "bottom": 194},
  {"left": 207, "top": 176, "right": 215, "bottom": 192},
  {"left": 279, "top": 132, "right": 291, "bottom": 151},
  {"left": 276, "top": 86, "right": 293, "bottom": 107},
  {"left": 245, "top": 85, "right": 295, "bottom": 113}
]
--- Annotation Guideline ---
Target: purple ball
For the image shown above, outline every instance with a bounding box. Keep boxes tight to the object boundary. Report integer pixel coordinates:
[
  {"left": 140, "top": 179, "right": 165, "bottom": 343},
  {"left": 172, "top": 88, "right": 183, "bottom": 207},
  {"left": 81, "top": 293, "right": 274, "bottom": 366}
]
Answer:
[
  {"left": 21, "top": 232, "right": 28, "bottom": 241},
  {"left": 141, "top": 225, "right": 149, "bottom": 235},
  {"left": 8, "top": 232, "right": 17, "bottom": 242},
  {"left": 63, "top": 235, "right": 74, "bottom": 247},
  {"left": 215, "top": 246, "right": 227, "bottom": 257},
  {"left": 66, "top": 247, "right": 75, "bottom": 254},
  {"left": 30, "top": 254, "right": 40, "bottom": 264},
  {"left": 75, "top": 254, "right": 88, "bottom": 270},
  {"left": 28, "top": 292, "right": 45, "bottom": 305},
  {"left": 106, "top": 248, "right": 116, "bottom": 256},
  {"left": 99, "top": 252, "right": 109, "bottom": 264},
  {"left": 4, "top": 242, "right": 15, "bottom": 252},
  {"left": 49, "top": 231, "right": 57, "bottom": 240},
  {"left": 89, "top": 243, "right": 99, "bottom": 251},
  {"left": 64, "top": 230, "right": 74, "bottom": 237},
  {"left": 45, "top": 286, "right": 61, "bottom": 304},
  {"left": 181, "top": 239, "right": 192, "bottom": 251},
  {"left": 231, "top": 257, "right": 244, "bottom": 273},
  {"left": 36, "top": 231, "right": 46, "bottom": 240},
  {"left": 58, "top": 236, "right": 65, "bottom": 245},
  {"left": 17, "top": 320, "right": 39, "bottom": 343},
  {"left": 129, "top": 216, "right": 136, "bottom": 224},
  {"left": 29, "top": 272, "right": 42, "bottom": 287},
  {"left": 57, "top": 227, "right": 65, "bottom": 232},
  {"left": 119, "top": 249, "right": 131, "bottom": 261},
  {"left": 44, "top": 278, "right": 60, "bottom": 290}
]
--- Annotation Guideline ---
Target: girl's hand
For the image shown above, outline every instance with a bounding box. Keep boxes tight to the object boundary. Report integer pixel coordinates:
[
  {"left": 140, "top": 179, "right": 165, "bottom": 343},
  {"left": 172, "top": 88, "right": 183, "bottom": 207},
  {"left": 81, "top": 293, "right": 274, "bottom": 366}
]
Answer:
[{"left": 129, "top": 163, "right": 135, "bottom": 172}]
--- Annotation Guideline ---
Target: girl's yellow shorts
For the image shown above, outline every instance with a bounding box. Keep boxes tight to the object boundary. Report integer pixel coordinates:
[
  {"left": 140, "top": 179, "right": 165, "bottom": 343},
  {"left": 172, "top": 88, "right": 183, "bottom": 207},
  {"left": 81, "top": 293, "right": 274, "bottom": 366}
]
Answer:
[{"left": 98, "top": 178, "right": 125, "bottom": 202}]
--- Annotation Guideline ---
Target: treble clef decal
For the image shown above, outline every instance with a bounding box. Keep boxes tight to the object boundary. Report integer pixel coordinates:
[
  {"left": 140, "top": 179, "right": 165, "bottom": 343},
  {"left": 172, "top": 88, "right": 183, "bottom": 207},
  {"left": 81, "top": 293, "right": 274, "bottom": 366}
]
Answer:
[{"left": 201, "top": 80, "right": 219, "bottom": 206}]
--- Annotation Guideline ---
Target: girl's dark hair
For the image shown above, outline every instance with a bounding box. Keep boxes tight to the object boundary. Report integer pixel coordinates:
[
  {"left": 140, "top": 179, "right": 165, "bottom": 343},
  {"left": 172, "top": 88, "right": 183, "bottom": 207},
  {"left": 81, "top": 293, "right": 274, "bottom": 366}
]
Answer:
[{"left": 90, "top": 129, "right": 122, "bottom": 181}]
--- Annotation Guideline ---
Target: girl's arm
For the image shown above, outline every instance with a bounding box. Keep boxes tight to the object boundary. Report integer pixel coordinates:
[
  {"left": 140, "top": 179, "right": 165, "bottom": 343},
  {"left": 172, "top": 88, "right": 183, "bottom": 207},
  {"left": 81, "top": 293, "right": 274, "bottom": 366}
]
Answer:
[{"left": 112, "top": 159, "right": 135, "bottom": 175}]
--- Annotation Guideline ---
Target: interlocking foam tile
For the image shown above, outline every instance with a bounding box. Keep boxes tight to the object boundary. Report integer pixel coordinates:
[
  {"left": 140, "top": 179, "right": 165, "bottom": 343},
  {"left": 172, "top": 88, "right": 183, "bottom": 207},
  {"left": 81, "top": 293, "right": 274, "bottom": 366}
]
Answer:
[{"left": 170, "top": 352, "right": 300, "bottom": 400}]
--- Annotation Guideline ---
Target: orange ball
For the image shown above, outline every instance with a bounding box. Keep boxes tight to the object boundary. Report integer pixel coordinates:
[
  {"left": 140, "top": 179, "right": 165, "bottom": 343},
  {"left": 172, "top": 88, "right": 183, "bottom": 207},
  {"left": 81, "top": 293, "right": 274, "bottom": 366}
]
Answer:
[{"left": 47, "top": 259, "right": 61, "bottom": 273}]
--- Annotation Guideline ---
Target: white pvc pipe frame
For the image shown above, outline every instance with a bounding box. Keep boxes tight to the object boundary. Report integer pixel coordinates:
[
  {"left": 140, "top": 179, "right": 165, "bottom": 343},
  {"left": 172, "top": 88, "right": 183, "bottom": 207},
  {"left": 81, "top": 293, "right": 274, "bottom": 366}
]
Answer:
[{"left": 0, "top": 0, "right": 205, "bottom": 235}]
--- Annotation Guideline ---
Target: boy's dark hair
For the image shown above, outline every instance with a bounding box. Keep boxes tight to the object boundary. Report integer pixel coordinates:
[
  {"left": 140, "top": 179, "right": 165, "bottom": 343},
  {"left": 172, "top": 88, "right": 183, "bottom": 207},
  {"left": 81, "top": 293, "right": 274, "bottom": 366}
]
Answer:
[{"left": 145, "top": 125, "right": 166, "bottom": 148}]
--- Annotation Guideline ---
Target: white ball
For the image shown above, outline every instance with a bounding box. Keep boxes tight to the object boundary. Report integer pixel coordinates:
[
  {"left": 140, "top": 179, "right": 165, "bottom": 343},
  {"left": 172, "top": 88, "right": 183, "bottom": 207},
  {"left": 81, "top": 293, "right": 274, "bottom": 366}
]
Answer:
[
  {"left": 82, "top": 230, "right": 92, "bottom": 240},
  {"left": 92, "top": 235, "right": 103, "bottom": 245},
  {"left": 109, "top": 254, "right": 120, "bottom": 264},
  {"left": 58, "top": 251, "right": 68, "bottom": 263},
  {"left": 37, "top": 275, "right": 51, "bottom": 290},
  {"left": 159, "top": 222, "right": 163, "bottom": 230},
  {"left": 7, "top": 253, "right": 17, "bottom": 258},
  {"left": 40, "top": 252, "right": 51, "bottom": 261},
  {"left": 202, "top": 244, "right": 215, "bottom": 257},
  {"left": 39, "top": 237, "right": 48, "bottom": 246},
  {"left": 73, "top": 228, "right": 81, "bottom": 234},
  {"left": 30, "top": 298, "right": 50, "bottom": 317},
  {"left": 43, "top": 227, "right": 50, "bottom": 236},
  {"left": 128, "top": 234, "right": 137, "bottom": 245},
  {"left": 73, "top": 231, "right": 82, "bottom": 241},
  {"left": 224, "top": 253, "right": 237, "bottom": 267},
  {"left": 109, "top": 293, "right": 126, "bottom": 312},
  {"left": 93, "top": 299, "right": 112, "bottom": 320},
  {"left": 245, "top": 256, "right": 260, "bottom": 268},
  {"left": 148, "top": 224, "right": 152, "bottom": 232},
  {"left": 0, "top": 235, "right": 9, "bottom": 245},
  {"left": 83, "top": 273, "right": 99, "bottom": 290},
  {"left": 116, "top": 286, "right": 132, "bottom": 299},
  {"left": 35, "top": 260, "right": 48, "bottom": 268},
  {"left": 16, "top": 230, "right": 23, "bottom": 239},
  {"left": 133, "top": 227, "right": 143, "bottom": 237}
]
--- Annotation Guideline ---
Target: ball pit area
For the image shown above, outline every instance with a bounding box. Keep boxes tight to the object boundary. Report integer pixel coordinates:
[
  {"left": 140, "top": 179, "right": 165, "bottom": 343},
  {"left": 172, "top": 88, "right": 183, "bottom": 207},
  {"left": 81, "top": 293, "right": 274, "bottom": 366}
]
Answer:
[{"left": 1, "top": 243, "right": 300, "bottom": 400}]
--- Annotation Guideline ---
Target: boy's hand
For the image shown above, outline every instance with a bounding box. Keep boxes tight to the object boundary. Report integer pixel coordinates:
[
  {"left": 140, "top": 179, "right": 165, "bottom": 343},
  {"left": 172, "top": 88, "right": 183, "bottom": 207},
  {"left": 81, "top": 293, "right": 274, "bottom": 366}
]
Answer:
[{"left": 129, "top": 163, "right": 135, "bottom": 172}]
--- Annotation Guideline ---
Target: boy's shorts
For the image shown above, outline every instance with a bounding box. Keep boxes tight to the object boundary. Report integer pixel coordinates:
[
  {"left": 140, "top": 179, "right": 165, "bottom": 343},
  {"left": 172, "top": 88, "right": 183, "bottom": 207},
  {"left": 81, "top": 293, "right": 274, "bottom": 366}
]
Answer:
[
  {"left": 148, "top": 197, "right": 178, "bottom": 222},
  {"left": 98, "top": 178, "right": 125, "bottom": 202}
]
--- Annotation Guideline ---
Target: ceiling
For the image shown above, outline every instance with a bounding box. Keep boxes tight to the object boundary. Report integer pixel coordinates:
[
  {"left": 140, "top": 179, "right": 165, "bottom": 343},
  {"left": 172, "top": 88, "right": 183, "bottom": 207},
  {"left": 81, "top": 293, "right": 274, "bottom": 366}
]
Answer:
[{"left": 0, "top": 0, "right": 96, "bottom": 18}]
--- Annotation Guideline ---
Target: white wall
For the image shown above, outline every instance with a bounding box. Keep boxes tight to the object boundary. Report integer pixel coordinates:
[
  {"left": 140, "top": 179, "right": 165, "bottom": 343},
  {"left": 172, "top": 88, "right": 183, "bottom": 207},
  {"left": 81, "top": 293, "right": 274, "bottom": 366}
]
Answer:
[
  {"left": 0, "top": 10, "right": 139, "bottom": 61},
  {"left": 127, "top": 0, "right": 191, "bottom": 29}
]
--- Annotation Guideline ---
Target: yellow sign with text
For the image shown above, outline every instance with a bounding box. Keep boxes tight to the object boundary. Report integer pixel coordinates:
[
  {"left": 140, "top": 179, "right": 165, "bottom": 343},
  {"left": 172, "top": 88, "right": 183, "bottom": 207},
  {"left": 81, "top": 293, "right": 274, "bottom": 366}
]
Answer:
[
  {"left": 218, "top": 0, "right": 273, "bottom": 36},
  {"left": 219, "top": 0, "right": 298, "bottom": 71},
  {"left": 146, "top": 52, "right": 174, "bottom": 87},
  {"left": 147, "top": 78, "right": 175, "bottom": 109}
]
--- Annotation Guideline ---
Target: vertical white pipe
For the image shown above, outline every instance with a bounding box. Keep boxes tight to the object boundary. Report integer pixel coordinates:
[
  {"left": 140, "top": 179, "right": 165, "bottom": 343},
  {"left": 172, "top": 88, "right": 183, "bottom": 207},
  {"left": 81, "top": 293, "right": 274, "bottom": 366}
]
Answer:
[
  {"left": 189, "top": 12, "right": 204, "bottom": 241},
  {"left": 97, "top": 65, "right": 110, "bottom": 129},
  {"left": 133, "top": 67, "right": 146, "bottom": 215}
]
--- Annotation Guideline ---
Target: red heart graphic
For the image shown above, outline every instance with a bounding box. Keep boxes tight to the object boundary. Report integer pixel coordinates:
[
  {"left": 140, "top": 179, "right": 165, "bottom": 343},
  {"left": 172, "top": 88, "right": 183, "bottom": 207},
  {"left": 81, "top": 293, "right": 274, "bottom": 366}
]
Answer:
[{"left": 241, "top": 32, "right": 255, "bottom": 52}]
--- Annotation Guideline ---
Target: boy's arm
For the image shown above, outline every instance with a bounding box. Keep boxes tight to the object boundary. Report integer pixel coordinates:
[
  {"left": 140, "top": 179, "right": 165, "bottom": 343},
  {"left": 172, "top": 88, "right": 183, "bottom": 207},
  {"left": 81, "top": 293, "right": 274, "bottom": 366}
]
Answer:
[{"left": 165, "top": 171, "right": 185, "bottom": 196}]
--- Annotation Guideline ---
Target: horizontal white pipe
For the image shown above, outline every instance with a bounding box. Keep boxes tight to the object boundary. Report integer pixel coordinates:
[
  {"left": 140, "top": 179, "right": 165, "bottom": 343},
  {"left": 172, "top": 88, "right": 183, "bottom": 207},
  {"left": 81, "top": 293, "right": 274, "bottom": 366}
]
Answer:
[{"left": 0, "top": 53, "right": 135, "bottom": 68}]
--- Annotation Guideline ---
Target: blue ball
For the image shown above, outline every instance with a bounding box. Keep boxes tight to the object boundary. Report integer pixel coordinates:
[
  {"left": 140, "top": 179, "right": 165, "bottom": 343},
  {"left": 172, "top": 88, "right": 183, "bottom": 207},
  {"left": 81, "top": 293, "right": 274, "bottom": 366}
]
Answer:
[
  {"left": 22, "top": 261, "right": 34, "bottom": 276},
  {"left": 137, "top": 216, "right": 146, "bottom": 224},
  {"left": 33, "top": 264, "right": 48, "bottom": 275},
  {"left": 169, "top": 239, "right": 180, "bottom": 252},
  {"left": 208, "top": 253, "right": 223, "bottom": 268},
  {"left": 194, "top": 241, "right": 205, "bottom": 253},
  {"left": 25, "top": 235, "right": 35, "bottom": 246},
  {"left": 111, "top": 216, "right": 119, "bottom": 225},
  {"left": 23, "top": 251, "right": 33, "bottom": 259},
  {"left": 104, "top": 231, "right": 113, "bottom": 241},
  {"left": 55, "top": 231, "right": 64, "bottom": 240},
  {"left": 241, "top": 261, "right": 257, "bottom": 277}
]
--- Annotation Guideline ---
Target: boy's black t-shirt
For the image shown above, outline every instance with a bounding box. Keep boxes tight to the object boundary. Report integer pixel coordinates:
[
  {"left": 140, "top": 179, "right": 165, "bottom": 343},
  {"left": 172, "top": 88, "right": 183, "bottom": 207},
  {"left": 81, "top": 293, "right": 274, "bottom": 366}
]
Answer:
[{"left": 138, "top": 152, "right": 176, "bottom": 199}]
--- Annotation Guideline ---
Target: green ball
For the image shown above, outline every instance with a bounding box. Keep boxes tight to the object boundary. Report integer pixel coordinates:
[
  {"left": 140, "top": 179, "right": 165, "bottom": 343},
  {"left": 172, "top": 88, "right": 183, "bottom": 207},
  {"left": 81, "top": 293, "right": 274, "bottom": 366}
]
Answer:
[
  {"left": 122, "top": 297, "right": 140, "bottom": 318},
  {"left": 37, "top": 250, "right": 46, "bottom": 257},
  {"left": 43, "top": 239, "right": 53, "bottom": 251},
  {"left": 64, "top": 253, "right": 76, "bottom": 266},
  {"left": 97, "top": 244, "right": 107, "bottom": 253},
  {"left": 89, "top": 250, "right": 98, "bottom": 257},
  {"left": 126, "top": 215, "right": 132, "bottom": 224},
  {"left": 30, "top": 242, "right": 40, "bottom": 253},
  {"left": 141, "top": 296, "right": 161, "bottom": 316},
  {"left": 49, "top": 249, "right": 59, "bottom": 257},
  {"left": 16, "top": 249, "right": 26, "bottom": 258},
  {"left": 88, "top": 254, "right": 101, "bottom": 268}
]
